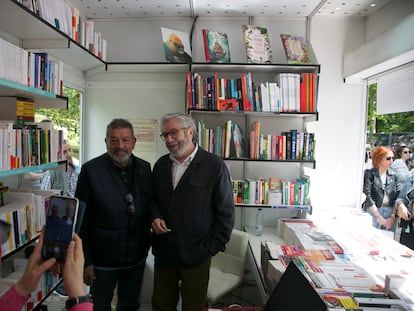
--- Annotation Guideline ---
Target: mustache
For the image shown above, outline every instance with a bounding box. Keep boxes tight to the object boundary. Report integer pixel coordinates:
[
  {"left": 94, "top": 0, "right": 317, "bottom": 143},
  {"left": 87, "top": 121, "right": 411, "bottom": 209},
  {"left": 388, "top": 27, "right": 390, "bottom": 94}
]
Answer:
[{"left": 112, "top": 148, "right": 129, "bottom": 154}]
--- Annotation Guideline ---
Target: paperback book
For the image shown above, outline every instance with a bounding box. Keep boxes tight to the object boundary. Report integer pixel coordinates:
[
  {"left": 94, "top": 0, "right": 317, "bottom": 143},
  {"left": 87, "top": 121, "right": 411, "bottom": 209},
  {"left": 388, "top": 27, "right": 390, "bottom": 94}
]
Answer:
[
  {"left": 280, "top": 34, "right": 312, "bottom": 64},
  {"left": 161, "top": 27, "right": 192, "bottom": 63},
  {"left": 242, "top": 24, "right": 272, "bottom": 64},
  {"left": 202, "top": 29, "right": 231, "bottom": 63}
]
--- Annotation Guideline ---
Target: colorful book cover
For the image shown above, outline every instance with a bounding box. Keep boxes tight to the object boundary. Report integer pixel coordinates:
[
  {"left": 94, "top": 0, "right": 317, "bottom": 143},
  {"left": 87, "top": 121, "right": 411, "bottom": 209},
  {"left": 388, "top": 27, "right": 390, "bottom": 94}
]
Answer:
[
  {"left": 280, "top": 34, "right": 312, "bottom": 64},
  {"left": 242, "top": 24, "right": 272, "bottom": 64},
  {"left": 202, "top": 29, "right": 231, "bottom": 63},
  {"left": 161, "top": 27, "right": 192, "bottom": 63}
]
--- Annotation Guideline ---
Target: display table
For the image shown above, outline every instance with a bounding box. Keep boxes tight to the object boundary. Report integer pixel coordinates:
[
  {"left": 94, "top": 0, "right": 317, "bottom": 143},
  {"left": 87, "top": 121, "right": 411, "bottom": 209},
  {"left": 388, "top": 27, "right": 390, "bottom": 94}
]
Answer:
[
  {"left": 244, "top": 226, "right": 284, "bottom": 304},
  {"left": 243, "top": 217, "right": 414, "bottom": 309}
]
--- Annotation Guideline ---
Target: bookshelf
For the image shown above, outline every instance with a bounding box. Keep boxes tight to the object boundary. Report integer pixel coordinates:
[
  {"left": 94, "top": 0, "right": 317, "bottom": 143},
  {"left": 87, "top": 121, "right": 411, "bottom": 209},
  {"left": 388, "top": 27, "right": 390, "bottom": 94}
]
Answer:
[
  {"left": 0, "top": 78, "right": 68, "bottom": 109},
  {"left": 188, "top": 62, "right": 320, "bottom": 227},
  {"left": 0, "top": 1, "right": 94, "bottom": 306},
  {"left": 0, "top": 0, "right": 105, "bottom": 71}
]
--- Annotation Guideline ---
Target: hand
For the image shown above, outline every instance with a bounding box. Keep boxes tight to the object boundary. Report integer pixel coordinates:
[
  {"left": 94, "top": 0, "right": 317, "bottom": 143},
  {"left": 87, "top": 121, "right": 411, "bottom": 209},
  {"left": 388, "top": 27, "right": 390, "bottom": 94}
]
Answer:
[
  {"left": 84, "top": 265, "right": 95, "bottom": 286},
  {"left": 398, "top": 204, "right": 411, "bottom": 221},
  {"left": 376, "top": 215, "right": 387, "bottom": 227},
  {"left": 63, "top": 234, "right": 86, "bottom": 297},
  {"left": 15, "top": 228, "right": 56, "bottom": 297},
  {"left": 151, "top": 218, "right": 169, "bottom": 234},
  {"left": 385, "top": 217, "right": 395, "bottom": 229}
]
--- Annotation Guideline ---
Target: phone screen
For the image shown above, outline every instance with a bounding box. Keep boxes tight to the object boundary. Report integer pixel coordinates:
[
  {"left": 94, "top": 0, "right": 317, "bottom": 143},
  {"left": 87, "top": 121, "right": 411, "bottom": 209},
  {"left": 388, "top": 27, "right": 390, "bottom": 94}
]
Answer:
[{"left": 42, "top": 195, "right": 79, "bottom": 262}]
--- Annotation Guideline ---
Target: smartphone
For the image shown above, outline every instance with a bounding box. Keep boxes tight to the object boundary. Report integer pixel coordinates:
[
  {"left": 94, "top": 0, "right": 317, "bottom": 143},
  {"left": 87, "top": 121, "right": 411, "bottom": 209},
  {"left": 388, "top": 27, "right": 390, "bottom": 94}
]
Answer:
[{"left": 42, "top": 195, "right": 79, "bottom": 262}]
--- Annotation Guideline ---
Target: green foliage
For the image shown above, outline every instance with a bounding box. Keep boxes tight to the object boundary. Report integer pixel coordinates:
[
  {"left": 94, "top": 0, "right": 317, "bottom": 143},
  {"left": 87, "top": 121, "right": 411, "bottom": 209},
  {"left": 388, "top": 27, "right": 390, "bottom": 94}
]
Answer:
[
  {"left": 35, "top": 86, "right": 80, "bottom": 158},
  {"left": 367, "top": 83, "right": 414, "bottom": 133},
  {"left": 36, "top": 86, "right": 80, "bottom": 141}
]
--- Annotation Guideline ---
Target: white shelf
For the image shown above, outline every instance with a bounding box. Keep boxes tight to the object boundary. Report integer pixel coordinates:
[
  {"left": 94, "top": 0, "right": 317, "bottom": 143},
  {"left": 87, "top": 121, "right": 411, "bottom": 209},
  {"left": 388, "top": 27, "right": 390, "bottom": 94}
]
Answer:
[{"left": 0, "top": 0, "right": 104, "bottom": 71}]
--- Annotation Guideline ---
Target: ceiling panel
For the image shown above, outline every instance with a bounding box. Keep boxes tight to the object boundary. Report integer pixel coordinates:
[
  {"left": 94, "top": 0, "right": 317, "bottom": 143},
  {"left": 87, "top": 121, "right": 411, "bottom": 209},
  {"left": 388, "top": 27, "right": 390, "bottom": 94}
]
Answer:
[{"left": 67, "top": 0, "right": 394, "bottom": 19}]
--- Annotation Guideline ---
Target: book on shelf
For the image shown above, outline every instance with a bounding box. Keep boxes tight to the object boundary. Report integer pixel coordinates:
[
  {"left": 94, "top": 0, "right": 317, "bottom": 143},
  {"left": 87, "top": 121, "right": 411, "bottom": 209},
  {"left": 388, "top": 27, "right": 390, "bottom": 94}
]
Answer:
[
  {"left": 242, "top": 24, "right": 273, "bottom": 64},
  {"left": 187, "top": 70, "right": 318, "bottom": 113},
  {"left": 280, "top": 34, "right": 312, "bottom": 64},
  {"left": 202, "top": 29, "right": 231, "bottom": 63},
  {"left": 232, "top": 123, "right": 246, "bottom": 158},
  {"left": 161, "top": 27, "right": 192, "bottom": 63}
]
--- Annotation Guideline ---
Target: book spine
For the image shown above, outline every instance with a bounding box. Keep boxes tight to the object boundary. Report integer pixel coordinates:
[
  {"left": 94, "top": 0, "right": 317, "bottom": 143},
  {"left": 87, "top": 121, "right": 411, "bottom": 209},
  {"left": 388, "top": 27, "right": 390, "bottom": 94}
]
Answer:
[{"left": 202, "top": 29, "right": 211, "bottom": 62}]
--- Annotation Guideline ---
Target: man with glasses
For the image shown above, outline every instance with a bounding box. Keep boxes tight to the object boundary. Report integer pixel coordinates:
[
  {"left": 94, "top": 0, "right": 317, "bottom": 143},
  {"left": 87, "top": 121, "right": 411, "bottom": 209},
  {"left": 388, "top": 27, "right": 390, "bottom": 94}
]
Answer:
[
  {"left": 151, "top": 113, "right": 235, "bottom": 311},
  {"left": 76, "top": 118, "right": 152, "bottom": 310}
]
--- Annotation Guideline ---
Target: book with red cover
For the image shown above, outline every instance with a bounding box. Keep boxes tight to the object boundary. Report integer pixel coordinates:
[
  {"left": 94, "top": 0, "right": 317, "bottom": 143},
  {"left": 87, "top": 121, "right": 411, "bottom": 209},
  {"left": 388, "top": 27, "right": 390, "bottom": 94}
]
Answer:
[{"left": 202, "top": 29, "right": 231, "bottom": 63}]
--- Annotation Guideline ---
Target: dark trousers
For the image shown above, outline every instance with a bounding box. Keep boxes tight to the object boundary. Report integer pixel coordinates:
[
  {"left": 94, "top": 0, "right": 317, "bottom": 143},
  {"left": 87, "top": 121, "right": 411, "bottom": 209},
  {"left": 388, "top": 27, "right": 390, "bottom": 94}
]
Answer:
[
  {"left": 152, "top": 257, "right": 211, "bottom": 311},
  {"left": 91, "top": 257, "right": 146, "bottom": 311},
  {"left": 400, "top": 219, "right": 414, "bottom": 250}
]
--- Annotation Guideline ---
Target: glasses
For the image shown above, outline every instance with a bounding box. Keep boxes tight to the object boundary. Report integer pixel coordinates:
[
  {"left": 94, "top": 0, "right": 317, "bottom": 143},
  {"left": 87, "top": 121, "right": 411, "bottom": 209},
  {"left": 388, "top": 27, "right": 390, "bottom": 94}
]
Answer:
[
  {"left": 385, "top": 157, "right": 394, "bottom": 161},
  {"left": 403, "top": 151, "right": 409, "bottom": 154},
  {"left": 160, "top": 128, "right": 187, "bottom": 141},
  {"left": 124, "top": 193, "right": 135, "bottom": 215}
]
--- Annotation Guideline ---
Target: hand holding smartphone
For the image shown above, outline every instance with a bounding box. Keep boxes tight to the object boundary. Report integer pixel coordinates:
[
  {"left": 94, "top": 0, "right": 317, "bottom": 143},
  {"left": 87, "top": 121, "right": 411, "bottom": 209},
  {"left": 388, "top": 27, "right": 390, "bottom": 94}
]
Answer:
[{"left": 41, "top": 195, "right": 79, "bottom": 262}]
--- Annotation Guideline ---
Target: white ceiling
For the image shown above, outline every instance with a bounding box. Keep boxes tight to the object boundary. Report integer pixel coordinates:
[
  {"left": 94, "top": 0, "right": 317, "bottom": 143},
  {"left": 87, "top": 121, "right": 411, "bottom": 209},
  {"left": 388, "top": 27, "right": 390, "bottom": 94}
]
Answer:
[{"left": 67, "top": 0, "right": 394, "bottom": 19}]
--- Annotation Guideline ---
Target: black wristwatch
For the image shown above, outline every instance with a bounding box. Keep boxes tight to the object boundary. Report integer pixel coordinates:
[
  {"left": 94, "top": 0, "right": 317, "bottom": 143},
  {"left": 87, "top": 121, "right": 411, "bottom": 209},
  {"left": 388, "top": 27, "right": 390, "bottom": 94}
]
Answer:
[{"left": 65, "top": 294, "right": 92, "bottom": 310}]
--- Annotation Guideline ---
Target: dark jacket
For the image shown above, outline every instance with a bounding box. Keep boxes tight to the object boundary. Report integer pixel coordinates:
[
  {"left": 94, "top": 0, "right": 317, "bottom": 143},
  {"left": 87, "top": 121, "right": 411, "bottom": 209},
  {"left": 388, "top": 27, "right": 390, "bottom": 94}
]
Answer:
[
  {"left": 76, "top": 153, "right": 152, "bottom": 268},
  {"left": 151, "top": 147, "right": 235, "bottom": 268},
  {"left": 362, "top": 168, "right": 400, "bottom": 211},
  {"left": 396, "top": 175, "right": 414, "bottom": 209}
]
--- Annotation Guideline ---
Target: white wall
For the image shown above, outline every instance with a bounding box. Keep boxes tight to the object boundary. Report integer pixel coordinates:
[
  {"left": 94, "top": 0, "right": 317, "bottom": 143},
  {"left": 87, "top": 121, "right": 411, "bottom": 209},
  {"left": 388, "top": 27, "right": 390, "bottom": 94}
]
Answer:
[
  {"left": 85, "top": 17, "right": 309, "bottom": 163},
  {"left": 309, "top": 17, "right": 366, "bottom": 215},
  {"left": 84, "top": 16, "right": 364, "bottom": 215},
  {"left": 83, "top": 66, "right": 187, "bottom": 164},
  {"left": 81, "top": 5, "right": 410, "bottom": 215}
]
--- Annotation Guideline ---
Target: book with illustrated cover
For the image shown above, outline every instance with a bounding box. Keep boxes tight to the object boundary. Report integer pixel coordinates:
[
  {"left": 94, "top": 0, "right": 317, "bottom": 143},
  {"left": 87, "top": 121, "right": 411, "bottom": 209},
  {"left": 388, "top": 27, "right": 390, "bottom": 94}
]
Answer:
[
  {"left": 280, "top": 34, "right": 312, "bottom": 64},
  {"left": 242, "top": 24, "right": 272, "bottom": 64},
  {"left": 232, "top": 123, "right": 246, "bottom": 158},
  {"left": 161, "top": 27, "right": 192, "bottom": 63},
  {"left": 202, "top": 29, "right": 231, "bottom": 63}
]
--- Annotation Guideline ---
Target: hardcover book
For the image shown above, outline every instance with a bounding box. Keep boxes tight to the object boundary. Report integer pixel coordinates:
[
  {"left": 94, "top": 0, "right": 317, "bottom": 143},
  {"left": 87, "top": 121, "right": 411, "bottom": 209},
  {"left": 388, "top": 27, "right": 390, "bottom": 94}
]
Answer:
[
  {"left": 202, "top": 29, "right": 231, "bottom": 63},
  {"left": 161, "top": 27, "right": 192, "bottom": 63},
  {"left": 280, "top": 34, "right": 312, "bottom": 64},
  {"left": 242, "top": 25, "right": 272, "bottom": 64}
]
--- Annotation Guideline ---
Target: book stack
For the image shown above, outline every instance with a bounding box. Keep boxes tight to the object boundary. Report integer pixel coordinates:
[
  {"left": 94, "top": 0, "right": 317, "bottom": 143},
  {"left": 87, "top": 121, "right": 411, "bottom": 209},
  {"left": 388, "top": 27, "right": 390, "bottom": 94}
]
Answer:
[
  {"left": 269, "top": 218, "right": 414, "bottom": 309},
  {"left": 249, "top": 122, "right": 315, "bottom": 161},
  {"left": 0, "top": 38, "right": 28, "bottom": 86},
  {"left": 0, "top": 257, "right": 59, "bottom": 309},
  {"left": 197, "top": 119, "right": 245, "bottom": 159},
  {"left": 0, "top": 120, "right": 63, "bottom": 170},
  {"left": 16, "top": 98, "right": 35, "bottom": 124},
  {"left": 187, "top": 71, "right": 318, "bottom": 113},
  {"left": 231, "top": 176, "right": 310, "bottom": 207},
  {"left": 20, "top": 0, "right": 107, "bottom": 61}
]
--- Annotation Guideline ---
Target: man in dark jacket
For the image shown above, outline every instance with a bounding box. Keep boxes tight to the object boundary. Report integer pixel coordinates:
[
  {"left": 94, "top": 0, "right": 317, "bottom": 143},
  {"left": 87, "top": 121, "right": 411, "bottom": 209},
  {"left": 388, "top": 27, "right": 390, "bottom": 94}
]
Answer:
[
  {"left": 151, "top": 113, "right": 235, "bottom": 311},
  {"left": 76, "top": 118, "right": 152, "bottom": 311}
]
